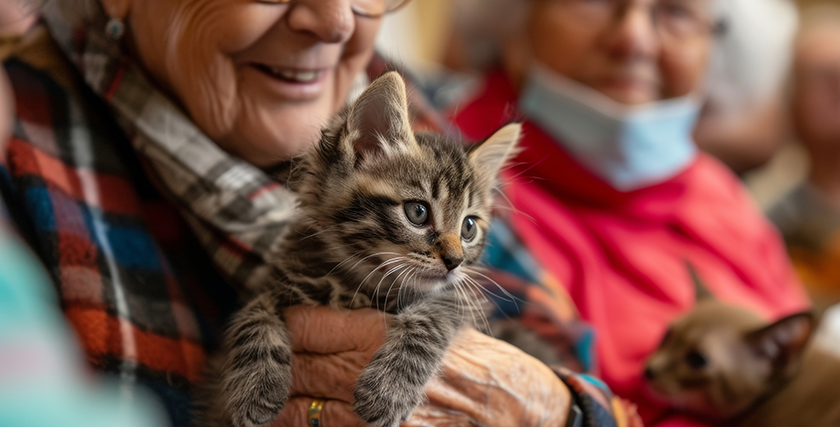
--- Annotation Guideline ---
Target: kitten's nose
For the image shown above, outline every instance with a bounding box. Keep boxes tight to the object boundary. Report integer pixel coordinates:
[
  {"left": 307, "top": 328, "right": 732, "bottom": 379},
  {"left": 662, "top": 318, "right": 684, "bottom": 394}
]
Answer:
[{"left": 442, "top": 253, "right": 463, "bottom": 271}]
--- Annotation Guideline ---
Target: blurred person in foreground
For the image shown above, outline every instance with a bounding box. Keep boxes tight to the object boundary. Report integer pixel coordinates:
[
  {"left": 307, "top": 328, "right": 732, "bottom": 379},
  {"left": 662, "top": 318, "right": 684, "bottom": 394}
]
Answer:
[
  {"left": 0, "top": 0, "right": 645, "bottom": 426},
  {"left": 768, "top": 5, "right": 840, "bottom": 316},
  {"left": 450, "top": 0, "right": 810, "bottom": 425}
]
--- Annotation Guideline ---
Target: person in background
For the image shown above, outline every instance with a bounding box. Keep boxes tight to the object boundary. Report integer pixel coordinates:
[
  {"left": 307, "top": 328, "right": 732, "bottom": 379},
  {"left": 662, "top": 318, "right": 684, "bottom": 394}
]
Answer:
[
  {"left": 1, "top": 0, "right": 641, "bottom": 426},
  {"left": 768, "top": 4, "right": 840, "bottom": 315},
  {"left": 449, "top": 0, "right": 810, "bottom": 426}
]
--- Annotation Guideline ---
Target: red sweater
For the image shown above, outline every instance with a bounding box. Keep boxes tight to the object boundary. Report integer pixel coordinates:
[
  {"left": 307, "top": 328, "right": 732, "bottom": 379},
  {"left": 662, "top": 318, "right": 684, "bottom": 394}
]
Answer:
[{"left": 453, "top": 71, "right": 809, "bottom": 426}]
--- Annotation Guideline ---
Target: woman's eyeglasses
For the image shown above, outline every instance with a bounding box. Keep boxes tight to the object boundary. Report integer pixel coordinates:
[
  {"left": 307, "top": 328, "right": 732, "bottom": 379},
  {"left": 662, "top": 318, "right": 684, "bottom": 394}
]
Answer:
[
  {"left": 255, "top": 0, "right": 411, "bottom": 18},
  {"left": 546, "top": 0, "right": 720, "bottom": 40}
]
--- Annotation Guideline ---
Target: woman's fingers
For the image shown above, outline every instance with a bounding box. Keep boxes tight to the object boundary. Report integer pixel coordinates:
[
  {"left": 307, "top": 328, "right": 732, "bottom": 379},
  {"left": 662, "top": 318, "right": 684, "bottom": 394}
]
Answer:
[
  {"left": 270, "top": 398, "right": 365, "bottom": 427},
  {"left": 284, "top": 306, "right": 388, "bottom": 402},
  {"left": 289, "top": 352, "right": 367, "bottom": 402},
  {"left": 285, "top": 305, "right": 387, "bottom": 354}
]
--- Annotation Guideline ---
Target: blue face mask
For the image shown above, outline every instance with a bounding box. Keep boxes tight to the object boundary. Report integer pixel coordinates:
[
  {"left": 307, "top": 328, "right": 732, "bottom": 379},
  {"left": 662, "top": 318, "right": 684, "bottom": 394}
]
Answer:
[{"left": 519, "top": 63, "right": 701, "bottom": 191}]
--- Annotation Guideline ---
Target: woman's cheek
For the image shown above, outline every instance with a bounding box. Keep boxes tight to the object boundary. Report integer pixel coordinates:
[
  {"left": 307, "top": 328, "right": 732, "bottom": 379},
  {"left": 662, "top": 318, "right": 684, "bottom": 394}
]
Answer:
[
  {"left": 168, "top": 8, "right": 241, "bottom": 139},
  {"left": 660, "top": 38, "right": 711, "bottom": 98},
  {"left": 131, "top": 2, "right": 247, "bottom": 141}
]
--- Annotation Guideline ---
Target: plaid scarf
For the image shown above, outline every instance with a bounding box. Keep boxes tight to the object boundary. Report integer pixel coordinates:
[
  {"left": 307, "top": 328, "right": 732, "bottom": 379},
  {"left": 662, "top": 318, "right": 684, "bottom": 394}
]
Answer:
[{"left": 2, "top": 23, "right": 236, "bottom": 425}]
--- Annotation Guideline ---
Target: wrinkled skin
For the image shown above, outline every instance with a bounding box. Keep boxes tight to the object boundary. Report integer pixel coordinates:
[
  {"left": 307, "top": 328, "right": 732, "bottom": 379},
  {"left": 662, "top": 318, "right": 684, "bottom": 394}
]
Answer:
[
  {"left": 100, "top": 0, "right": 380, "bottom": 166},
  {"left": 271, "top": 306, "right": 575, "bottom": 427}
]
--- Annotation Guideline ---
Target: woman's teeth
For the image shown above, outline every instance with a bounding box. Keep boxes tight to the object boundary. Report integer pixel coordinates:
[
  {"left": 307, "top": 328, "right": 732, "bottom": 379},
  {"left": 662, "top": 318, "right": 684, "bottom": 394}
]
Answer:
[{"left": 259, "top": 65, "right": 322, "bottom": 82}]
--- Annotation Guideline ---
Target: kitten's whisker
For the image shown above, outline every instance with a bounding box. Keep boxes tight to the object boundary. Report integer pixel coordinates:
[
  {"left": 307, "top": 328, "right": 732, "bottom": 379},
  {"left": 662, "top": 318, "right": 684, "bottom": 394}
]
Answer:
[
  {"left": 454, "top": 279, "right": 477, "bottom": 327},
  {"left": 372, "top": 262, "right": 408, "bottom": 311},
  {"left": 326, "top": 250, "right": 366, "bottom": 276},
  {"left": 384, "top": 264, "right": 412, "bottom": 312},
  {"left": 462, "top": 268, "right": 523, "bottom": 310},
  {"left": 452, "top": 280, "right": 475, "bottom": 327},
  {"left": 458, "top": 277, "right": 493, "bottom": 333},
  {"left": 449, "top": 279, "right": 466, "bottom": 317},
  {"left": 350, "top": 256, "right": 406, "bottom": 308},
  {"left": 490, "top": 189, "right": 534, "bottom": 224},
  {"left": 399, "top": 268, "right": 419, "bottom": 311},
  {"left": 297, "top": 225, "right": 340, "bottom": 241},
  {"left": 346, "top": 251, "right": 402, "bottom": 275},
  {"left": 459, "top": 272, "right": 516, "bottom": 303}
]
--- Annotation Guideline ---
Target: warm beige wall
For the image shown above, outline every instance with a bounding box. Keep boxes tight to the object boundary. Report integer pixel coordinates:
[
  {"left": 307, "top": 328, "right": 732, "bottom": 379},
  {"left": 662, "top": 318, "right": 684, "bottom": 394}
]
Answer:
[
  {"left": 377, "top": 0, "right": 453, "bottom": 71},
  {"left": 412, "top": 0, "right": 452, "bottom": 67}
]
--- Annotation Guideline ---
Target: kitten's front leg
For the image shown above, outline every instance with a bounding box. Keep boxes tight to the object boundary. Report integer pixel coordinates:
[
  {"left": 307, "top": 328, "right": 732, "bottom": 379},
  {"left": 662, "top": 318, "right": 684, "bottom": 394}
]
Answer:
[
  {"left": 221, "top": 291, "right": 294, "bottom": 427},
  {"left": 354, "top": 296, "right": 462, "bottom": 427}
]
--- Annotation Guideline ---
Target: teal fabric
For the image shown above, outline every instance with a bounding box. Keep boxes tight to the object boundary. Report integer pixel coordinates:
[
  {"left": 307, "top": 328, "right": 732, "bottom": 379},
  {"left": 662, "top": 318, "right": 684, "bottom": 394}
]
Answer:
[{"left": 0, "top": 228, "right": 166, "bottom": 427}]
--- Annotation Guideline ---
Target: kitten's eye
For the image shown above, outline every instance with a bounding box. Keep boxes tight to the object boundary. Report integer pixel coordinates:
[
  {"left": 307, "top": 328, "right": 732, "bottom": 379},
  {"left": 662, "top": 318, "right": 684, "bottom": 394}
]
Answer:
[
  {"left": 461, "top": 217, "right": 478, "bottom": 241},
  {"left": 685, "top": 350, "right": 707, "bottom": 369},
  {"left": 404, "top": 202, "right": 429, "bottom": 226}
]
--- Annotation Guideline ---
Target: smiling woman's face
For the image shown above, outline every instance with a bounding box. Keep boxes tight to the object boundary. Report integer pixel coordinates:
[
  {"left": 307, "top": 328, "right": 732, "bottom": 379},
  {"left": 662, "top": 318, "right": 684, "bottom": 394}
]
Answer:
[
  {"left": 106, "top": 0, "right": 382, "bottom": 166},
  {"left": 519, "top": 0, "right": 712, "bottom": 105}
]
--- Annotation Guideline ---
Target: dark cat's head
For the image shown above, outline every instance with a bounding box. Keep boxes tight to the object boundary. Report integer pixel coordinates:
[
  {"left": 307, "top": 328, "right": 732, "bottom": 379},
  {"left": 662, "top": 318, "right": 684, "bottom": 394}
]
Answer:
[
  {"left": 644, "top": 272, "right": 814, "bottom": 421},
  {"left": 290, "top": 72, "right": 520, "bottom": 295}
]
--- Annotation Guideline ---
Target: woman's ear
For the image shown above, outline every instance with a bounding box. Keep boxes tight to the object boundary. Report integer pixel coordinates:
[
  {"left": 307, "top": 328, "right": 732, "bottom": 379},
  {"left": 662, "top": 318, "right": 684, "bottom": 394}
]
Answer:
[{"left": 99, "top": 0, "right": 132, "bottom": 20}]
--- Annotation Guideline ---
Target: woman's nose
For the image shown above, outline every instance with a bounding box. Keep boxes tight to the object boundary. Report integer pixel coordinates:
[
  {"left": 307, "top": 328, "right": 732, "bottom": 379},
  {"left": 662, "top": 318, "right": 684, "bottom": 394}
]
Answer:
[
  {"left": 603, "top": 3, "right": 660, "bottom": 60},
  {"left": 286, "top": 0, "right": 356, "bottom": 44}
]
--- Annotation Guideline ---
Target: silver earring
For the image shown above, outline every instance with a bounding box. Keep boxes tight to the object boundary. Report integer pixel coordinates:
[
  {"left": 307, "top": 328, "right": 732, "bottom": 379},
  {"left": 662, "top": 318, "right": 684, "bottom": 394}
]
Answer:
[{"left": 105, "top": 18, "right": 125, "bottom": 41}]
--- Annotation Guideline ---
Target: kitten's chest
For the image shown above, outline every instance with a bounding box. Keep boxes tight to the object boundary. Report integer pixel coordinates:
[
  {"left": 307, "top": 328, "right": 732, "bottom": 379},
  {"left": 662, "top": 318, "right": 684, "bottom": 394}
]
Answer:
[{"left": 278, "top": 271, "right": 410, "bottom": 313}]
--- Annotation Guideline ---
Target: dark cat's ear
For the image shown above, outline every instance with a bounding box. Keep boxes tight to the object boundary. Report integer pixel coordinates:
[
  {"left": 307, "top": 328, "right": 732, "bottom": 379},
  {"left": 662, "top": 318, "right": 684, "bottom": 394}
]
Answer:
[
  {"left": 685, "top": 260, "right": 714, "bottom": 303},
  {"left": 345, "top": 72, "right": 415, "bottom": 163},
  {"left": 746, "top": 312, "right": 814, "bottom": 379},
  {"left": 468, "top": 123, "right": 522, "bottom": 177}
]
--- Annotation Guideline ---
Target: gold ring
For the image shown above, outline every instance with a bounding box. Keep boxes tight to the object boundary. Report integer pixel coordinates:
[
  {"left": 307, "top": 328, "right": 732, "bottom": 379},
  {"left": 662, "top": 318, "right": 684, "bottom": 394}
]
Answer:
[{"left": 308, "top": 399, "right": 325, "bottom": 427}]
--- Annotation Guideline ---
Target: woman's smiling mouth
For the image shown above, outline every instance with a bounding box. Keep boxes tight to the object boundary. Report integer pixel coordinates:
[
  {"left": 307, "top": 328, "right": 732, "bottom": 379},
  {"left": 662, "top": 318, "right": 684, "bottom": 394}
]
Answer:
[{"left": 248, "top": 63, "right": 330, "bottom": 100}]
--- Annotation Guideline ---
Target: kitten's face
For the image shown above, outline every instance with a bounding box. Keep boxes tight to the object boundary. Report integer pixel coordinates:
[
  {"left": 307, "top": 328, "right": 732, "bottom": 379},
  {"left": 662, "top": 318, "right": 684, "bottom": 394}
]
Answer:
[
  {"left": 293, "top": 72, "right": 520, "bottom": 294},
  {"left": 644, "top": 302, "right": 813, "bottom": 421}
]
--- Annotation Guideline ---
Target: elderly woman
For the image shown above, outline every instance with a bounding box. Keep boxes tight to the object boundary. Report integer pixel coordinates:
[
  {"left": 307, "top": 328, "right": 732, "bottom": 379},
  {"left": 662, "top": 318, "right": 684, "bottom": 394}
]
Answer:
[
  {"left": 0, "top": 0, "right": 642, "bottom": 426},
  {"left": 450, "top": 0, "right": 810, "bottom": 426}
]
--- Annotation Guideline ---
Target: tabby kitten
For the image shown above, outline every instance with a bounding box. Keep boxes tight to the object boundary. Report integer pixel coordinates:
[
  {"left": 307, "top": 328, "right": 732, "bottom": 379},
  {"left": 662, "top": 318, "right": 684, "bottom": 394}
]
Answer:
[{"left": 198, "top": 72, "right": 521, "bottom": 427}]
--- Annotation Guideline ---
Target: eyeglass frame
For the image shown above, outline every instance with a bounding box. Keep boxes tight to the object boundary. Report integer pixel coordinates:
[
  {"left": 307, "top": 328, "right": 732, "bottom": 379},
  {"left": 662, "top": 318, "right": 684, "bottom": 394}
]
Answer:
[
  {"left": 255, "top": 0, "right": 412, "bottom": 18},
  {"left": 534, "top": 0, "right": 727, "bottom": 41}
]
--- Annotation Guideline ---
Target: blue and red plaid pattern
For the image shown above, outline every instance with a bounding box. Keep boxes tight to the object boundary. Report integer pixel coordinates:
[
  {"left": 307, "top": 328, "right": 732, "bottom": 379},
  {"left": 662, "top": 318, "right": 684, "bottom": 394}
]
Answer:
[{"left": 1, "top": 28, "right": 237, "bottom": 426}]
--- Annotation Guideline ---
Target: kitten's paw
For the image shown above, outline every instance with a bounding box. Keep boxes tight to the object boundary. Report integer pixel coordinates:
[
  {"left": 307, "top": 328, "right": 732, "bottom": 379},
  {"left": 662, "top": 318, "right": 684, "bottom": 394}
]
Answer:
[
  {"left": 222, "top": 352, "right": 293, "bottom": 427},
  {"left": 353, "top": 362, "right": 424, "bottom": 427}
]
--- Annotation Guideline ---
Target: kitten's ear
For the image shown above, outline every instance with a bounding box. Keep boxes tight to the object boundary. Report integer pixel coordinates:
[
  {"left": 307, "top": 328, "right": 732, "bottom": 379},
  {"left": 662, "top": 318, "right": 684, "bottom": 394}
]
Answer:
[
  {"left": 685, "top": 261, "right": 714, "bottom": 303},
  {"left": 746, "top": 312, "right": 814, "bottom": 378},
  {"left": 468, "top": 123, "right": 522, "bottom": 177},
  {"left": 345, "top": 72, "right": 415, "bottom": 163}
]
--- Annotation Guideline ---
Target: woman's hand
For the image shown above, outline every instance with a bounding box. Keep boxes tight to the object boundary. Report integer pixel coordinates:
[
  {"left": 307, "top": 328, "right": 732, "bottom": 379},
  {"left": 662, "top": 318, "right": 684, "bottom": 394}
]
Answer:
[
  {"left": 271, "top": 305, "right": 571, "bottom": 427},
  {"left": 408, "top": 328, "right": 570, "bottom": 427}
]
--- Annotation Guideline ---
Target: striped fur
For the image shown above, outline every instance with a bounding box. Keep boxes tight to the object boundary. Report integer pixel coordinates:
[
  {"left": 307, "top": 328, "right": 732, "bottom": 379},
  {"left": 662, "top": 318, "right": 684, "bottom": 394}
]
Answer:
[{"left": 196, "top": 73, "right": 521, "bottom": 427}]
